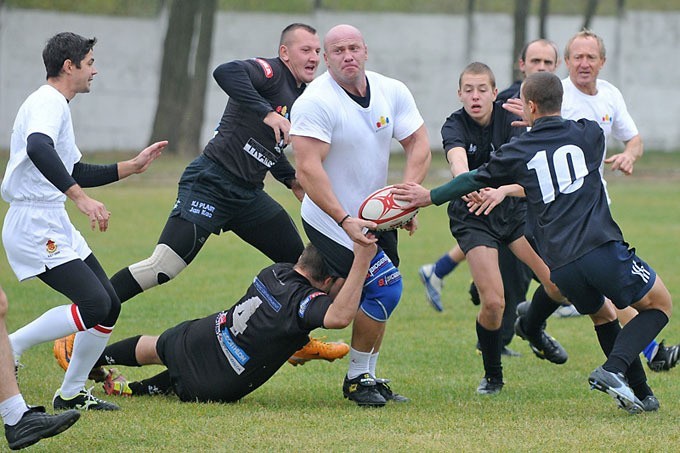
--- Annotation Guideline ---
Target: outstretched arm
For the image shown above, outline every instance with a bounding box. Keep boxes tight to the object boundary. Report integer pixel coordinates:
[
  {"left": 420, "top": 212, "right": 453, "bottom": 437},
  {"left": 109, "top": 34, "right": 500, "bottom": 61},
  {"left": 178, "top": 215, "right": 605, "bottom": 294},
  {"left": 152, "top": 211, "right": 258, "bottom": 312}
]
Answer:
[
  {"left": 605, "top": 134, "right": 643, "bottom": 175},
  {"left": 323, "top": 240, "right": 377, "bottom": 329}
]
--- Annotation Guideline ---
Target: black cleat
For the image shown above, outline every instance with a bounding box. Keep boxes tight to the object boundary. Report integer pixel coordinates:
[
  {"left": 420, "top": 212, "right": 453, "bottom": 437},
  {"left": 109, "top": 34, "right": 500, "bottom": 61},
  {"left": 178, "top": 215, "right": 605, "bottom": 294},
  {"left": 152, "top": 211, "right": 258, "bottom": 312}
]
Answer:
[
  {"left": 375, "top": 378, "right": 409, "bottom": 403},
  {"left": 640, "top": 395, "right": 659, "bottom": 412},
  {"left": 342, "top": 374, "right": 386, "bottom": 407},
  {"left": 588, "top": 366, "right": 644, "bottom": 414},
  {"left": 476, "top": 376, "right": 504, "bottom": 395},
  {"left": 4, "top": 406, "right": 80, "bottom": 450},
  {"left": 53, "top": 388, "right": 120, "bottom": 411},
  {"left": 647, "top": 340, "right": 680, "bottom": 372},
  {"left": 514, "top": 316, "right": 567, "bottom": 364}
]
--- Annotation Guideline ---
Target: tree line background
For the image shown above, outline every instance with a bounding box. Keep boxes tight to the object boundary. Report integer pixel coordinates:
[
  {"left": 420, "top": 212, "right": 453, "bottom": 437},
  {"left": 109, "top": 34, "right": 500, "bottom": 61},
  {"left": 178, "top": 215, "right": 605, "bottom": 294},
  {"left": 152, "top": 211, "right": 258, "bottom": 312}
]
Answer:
[{"left": 3, "top": 0, "right": 676, "bottom": 154}]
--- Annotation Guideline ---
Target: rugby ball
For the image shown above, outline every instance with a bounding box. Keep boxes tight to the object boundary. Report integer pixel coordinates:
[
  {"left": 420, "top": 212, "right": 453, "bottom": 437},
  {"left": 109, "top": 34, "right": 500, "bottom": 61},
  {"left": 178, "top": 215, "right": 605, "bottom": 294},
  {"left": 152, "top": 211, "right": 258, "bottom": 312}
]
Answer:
[{"left": 358, "top": 185, "right": 418, "bottom": 231}]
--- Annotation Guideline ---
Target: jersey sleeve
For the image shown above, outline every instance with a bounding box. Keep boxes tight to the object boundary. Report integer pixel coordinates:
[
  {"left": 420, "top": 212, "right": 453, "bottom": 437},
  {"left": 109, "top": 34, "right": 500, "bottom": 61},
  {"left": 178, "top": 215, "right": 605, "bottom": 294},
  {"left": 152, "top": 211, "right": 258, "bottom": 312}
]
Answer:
[
  {"left": 389, "top": 79, "right": 424, "bottom": 141},
  {"left": 24, "top": 94, "right": 66, "bottom": 144},
  {"left": 296, "top": 290, "right": 333, "bottom": 330},
  {"left": 476, "top": 140, "right": 522, "bottom": 188},
  {"left": 290, "top": 95, "right": 334, "bottom": 144},
  {"left": 212, "top": 59, "right": 275, "bottom": 120},
  {"left": 441, "top": 113, "right": 466, "bottom": 155},
  {"left": 609, "top": 86, "right": 638, "bottom": 143}
]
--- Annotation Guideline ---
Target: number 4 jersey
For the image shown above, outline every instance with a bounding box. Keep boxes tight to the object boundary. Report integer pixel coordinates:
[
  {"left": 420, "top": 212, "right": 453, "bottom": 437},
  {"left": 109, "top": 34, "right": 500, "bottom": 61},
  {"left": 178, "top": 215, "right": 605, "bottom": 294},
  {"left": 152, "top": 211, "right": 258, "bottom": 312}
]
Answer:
[
  {"left": 215, "top": 263, "right": 332, "bottom": 381},
  {"left": 476, "top": 116, "right": 624, "bottom": 270}
]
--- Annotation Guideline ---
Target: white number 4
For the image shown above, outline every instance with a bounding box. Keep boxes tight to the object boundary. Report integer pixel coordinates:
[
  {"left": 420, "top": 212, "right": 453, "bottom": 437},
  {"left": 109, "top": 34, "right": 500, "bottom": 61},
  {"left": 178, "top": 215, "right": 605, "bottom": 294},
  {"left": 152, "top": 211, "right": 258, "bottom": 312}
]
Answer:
[{"left": 230, "top": 296, "right": 263, "bottom": 336}]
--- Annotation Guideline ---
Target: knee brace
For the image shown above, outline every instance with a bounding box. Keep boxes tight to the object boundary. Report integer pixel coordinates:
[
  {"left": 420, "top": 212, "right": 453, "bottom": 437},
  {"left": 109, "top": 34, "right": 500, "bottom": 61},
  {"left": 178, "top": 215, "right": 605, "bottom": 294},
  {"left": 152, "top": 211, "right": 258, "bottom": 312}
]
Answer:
[
  {"left": 360, "top": 251, "right": 403, "bottom": 322},
  {"left": 128, "top": 244, "right": 187, "bottom": 291}
]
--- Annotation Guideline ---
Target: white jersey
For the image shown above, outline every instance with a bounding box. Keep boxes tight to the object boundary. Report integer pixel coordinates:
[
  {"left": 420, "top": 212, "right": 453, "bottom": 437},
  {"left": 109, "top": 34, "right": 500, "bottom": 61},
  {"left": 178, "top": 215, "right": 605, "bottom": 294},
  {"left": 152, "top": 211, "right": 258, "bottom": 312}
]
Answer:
[
  {"left": 2, "top": 84, "right": 82, "bottom": 203},
  {"left": 561, "top": 77, "right": 639, "bottom": 203},
  {"left": 291, "top": 71, "right": 424, "bottom": 249},
  {"left": 561, "top": 77, "right": 638, "bottom": 148},
  {"left": 2, "top": 84, "right": 89, "bottom": 280}
]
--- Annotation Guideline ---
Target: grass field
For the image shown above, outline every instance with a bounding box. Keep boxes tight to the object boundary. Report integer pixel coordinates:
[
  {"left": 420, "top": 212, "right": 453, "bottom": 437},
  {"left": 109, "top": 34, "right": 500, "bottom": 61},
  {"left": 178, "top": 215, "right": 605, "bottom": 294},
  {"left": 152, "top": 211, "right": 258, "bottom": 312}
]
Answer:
[{"left": 2, "top": 150, "right": 680, "bottom": 451}]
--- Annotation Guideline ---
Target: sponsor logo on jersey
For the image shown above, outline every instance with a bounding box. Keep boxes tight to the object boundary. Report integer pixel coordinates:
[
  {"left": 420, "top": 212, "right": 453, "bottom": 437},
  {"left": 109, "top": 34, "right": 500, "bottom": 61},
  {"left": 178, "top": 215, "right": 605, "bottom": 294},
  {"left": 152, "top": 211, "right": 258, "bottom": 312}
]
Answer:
[
  {"left": 467, "top": 144, "right": 477, "bottom": 154},
  {"left": 298, "top": 291, "right": 325, "bottom": 317},
  {"left": 601, "top": 113, "right": 613, "bottom": 124},
  {"left": 243, "top": 138, "right": 277, "bottom": 168},
  {"left": 275, "top": 105, "right": 289, "bottom": 120},
  {"left": 374, "top": 115, "right": 390, "bottom": 132},
  {"left": 254, "top": 58, "right": 274, "bottom": 78},
  {"left": 254, "top": 277, "right": 282, "bottom": 312}
]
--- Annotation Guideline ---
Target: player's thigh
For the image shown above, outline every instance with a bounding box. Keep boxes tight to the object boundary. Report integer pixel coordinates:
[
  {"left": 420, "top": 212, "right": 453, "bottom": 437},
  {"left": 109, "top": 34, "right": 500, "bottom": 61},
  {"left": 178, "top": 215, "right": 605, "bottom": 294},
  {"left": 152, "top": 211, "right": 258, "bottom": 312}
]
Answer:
[
  {"left": 232, "top": 207, "right": 303, "bottom": 264},
  {"left": 466, "top": 246, "right": 503, "bottom": 301},
  {"left": 630, "top": 276, "right": 672, "bottom": 318}
]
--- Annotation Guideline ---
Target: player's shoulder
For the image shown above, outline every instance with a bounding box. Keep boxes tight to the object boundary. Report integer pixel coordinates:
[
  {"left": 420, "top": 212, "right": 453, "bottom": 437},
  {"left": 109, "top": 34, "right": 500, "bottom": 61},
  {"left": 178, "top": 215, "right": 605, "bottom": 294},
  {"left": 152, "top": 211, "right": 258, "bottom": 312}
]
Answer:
[{"left": 595, "top": 78, "right": 624, "bottom": 98}]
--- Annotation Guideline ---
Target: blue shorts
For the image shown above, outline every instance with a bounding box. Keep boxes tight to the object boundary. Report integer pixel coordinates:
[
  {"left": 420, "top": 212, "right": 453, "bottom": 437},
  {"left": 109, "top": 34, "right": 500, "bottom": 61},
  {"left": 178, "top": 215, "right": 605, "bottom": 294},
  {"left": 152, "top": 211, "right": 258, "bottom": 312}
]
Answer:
[{"left": 550, "top": 241, "right": 656, "bottom": 314}]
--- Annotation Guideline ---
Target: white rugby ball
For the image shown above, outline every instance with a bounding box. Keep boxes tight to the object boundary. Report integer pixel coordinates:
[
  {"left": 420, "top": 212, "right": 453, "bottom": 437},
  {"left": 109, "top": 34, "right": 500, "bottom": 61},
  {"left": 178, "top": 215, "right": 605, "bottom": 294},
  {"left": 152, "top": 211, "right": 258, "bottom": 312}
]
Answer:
[{"left": 358, "top": 185, "right": 418, "bottom": 231}]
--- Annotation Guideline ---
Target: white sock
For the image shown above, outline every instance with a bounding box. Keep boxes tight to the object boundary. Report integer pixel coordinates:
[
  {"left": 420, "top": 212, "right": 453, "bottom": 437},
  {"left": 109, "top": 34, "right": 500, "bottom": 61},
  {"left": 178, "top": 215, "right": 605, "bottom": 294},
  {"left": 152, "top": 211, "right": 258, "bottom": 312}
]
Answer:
[
  {"left": 59, "top": 326, "right": 113, "bottom": 398},
  {"left": 369, "top": 351, "right": 380, "bottom": 378},
  {"left": 0, "top": 394, "right": 29, "bottom": 426},
  {"left": 347, "top": 347, "right": 372, "bottom": 380},
  {"left": 10, "top": 305, "right": 79, "bottom": 357}
]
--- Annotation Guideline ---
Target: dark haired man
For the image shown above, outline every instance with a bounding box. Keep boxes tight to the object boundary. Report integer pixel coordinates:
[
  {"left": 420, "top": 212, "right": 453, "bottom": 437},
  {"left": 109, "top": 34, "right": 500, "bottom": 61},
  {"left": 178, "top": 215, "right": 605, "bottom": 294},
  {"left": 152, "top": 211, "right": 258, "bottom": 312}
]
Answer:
[{"left": 3, "top": 31, "right": 166, "bottom": 413}]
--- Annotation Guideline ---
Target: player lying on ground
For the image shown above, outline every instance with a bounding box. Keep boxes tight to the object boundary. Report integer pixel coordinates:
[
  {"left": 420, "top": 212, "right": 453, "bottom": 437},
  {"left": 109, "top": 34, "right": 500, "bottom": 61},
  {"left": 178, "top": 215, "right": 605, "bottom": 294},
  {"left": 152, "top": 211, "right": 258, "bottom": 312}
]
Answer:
[{"left": 56, "top": 242, "right": 394, "bottom": 405}]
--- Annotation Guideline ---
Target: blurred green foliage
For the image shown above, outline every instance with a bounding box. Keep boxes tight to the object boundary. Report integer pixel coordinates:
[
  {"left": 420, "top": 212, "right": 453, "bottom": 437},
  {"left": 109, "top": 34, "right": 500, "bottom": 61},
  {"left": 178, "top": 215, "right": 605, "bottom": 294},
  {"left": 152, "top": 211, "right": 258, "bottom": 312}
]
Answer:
[{"left": 5, "top": 0, "right": 678, "bottom": 16}]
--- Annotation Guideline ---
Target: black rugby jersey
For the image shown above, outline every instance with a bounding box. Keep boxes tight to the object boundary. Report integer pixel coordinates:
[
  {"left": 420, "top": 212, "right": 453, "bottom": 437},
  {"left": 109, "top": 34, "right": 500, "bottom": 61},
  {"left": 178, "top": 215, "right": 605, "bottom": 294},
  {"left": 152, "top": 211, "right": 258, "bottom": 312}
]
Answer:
[
  {"left": 203, "top": 57, "right": 304, "bottom": 188},
  {"left": 441, "top": 101, "right": 525, "bottom": 226},
  {"left": 476, "top": 116, "right": 624, "bottom": 269},
  {"left": 214, "top": 263, "right": 332, "bottom": 389}
]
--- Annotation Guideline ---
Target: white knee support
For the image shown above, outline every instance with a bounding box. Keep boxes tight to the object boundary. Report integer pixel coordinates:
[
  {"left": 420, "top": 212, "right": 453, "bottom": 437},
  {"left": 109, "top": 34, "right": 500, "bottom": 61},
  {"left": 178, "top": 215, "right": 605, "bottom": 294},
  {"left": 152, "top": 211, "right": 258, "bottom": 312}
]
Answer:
[{"left": 128, "top": 244, "right": 187, "bottom": 291}]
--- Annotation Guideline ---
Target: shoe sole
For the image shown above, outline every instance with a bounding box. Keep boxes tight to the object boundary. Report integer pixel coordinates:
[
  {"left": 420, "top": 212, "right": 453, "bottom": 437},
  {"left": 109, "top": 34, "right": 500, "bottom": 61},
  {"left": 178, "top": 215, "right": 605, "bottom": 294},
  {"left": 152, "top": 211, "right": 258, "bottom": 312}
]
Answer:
[
  {"left": 418, "top": 269, "right": 443, "bottom": 312},
  {"left": 344, "top": 395, "right": 386, "bottom": 407},
  {"left": 8, "top": 410, "right": 80, "bottom": 450},
  {"left": 588, "top": 376, "right": 644, "bottom": 414}
]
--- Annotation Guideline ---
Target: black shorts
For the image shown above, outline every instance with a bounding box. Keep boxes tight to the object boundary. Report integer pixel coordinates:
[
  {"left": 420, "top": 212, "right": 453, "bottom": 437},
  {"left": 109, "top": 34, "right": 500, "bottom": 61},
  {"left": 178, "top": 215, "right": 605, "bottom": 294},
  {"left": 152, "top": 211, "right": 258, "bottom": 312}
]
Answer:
[
  {"left": 170, "top": 154, "right": 286, "bottom": 235},
  {"left": 447, "top": 197, "right": 527, "bottom": 253},
  {"left": 550, "top": 241, "right": 657, "bottom": 315},
  {"left": 156, "top": 314, "right": 247, "bottom": 402},
  {"left": 302, "top": 220, "right": 399, "bottom": 278}
]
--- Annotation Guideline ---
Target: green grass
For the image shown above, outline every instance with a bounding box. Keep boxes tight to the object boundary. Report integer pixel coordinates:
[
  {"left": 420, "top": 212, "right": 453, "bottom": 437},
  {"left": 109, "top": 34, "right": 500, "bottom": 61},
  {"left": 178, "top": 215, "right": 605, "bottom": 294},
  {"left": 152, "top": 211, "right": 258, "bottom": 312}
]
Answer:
[{"left": 2, "top": 151, "right": 679, "bottom": 451}]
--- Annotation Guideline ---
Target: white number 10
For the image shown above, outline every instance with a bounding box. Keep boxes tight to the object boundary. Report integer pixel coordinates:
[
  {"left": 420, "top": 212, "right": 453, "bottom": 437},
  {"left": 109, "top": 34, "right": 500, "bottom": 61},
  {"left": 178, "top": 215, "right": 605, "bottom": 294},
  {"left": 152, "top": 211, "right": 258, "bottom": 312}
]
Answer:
[{"left": 526, "top": 145, "right": 588, "bottom": 203}]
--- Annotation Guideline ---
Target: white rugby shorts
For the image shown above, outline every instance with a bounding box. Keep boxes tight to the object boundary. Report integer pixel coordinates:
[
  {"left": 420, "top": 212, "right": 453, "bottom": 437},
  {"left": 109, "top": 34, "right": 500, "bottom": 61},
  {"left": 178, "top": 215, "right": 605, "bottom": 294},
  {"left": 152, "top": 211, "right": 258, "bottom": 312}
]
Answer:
[{"left": 2, "top": 202, "right": 91, "bottom": 281}]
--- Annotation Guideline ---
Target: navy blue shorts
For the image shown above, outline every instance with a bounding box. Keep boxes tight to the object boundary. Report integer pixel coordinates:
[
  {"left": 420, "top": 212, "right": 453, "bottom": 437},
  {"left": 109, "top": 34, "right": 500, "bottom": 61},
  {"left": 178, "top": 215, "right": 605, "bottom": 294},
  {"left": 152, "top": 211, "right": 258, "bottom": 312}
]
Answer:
[
  {"left": 170, "top": 154, "right": 286, "bottom": 235},
  {"left": 550, "top": 241, "right": 656, "bottom": 314},
  {"left": 448, "top": 197, "right": 527, "bottom": 253}
]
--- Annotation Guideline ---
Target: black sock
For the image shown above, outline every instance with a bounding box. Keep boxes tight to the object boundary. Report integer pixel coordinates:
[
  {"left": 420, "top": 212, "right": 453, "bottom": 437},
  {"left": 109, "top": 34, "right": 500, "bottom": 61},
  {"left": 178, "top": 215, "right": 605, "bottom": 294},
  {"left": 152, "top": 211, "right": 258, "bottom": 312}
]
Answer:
[
  {"left": 110, "top": 267, "right": 144, "bottom": 303},
  {"left": 524, "top": 285, "right": 559, "bottom": 338},
  {"left": 604, "top": 309, "right": 669, "bottom": 374},
  {"left": 594, "top": 320, "right": 649, "bottom": 394},
  {"left": 476, "top": 320, "right": 503, "bottom": 380},
  {"left": 129, "top": 370, "right": 173, "bottom": 396},
  {"left": 95, "top": 335, "right": 142, "bottom": 368}
]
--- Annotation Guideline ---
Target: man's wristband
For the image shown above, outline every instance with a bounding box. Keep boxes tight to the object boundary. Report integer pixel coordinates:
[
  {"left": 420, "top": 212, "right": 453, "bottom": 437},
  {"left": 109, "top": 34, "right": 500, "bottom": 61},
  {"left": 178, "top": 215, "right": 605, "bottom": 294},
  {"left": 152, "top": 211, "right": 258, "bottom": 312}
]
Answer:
[{"left": 337, "top": 214, "right": 351, "bottom": 227}]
